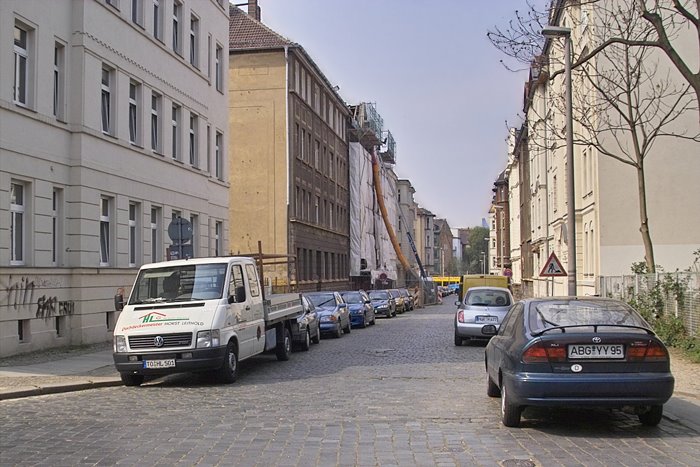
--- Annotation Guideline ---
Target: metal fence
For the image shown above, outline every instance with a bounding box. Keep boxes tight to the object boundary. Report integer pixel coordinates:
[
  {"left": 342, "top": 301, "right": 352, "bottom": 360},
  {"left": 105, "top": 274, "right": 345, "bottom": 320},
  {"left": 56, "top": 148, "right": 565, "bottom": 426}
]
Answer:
[{"left": 599, "top": 272, "right": 700, "bottom": 337}]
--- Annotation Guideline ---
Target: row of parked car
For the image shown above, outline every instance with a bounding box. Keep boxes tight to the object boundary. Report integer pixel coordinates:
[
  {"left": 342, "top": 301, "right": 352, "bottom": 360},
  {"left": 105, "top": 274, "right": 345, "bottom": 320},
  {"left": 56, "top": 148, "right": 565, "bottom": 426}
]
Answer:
[{"left": 292, "top": 288, "right": 416, "bottom": 348}]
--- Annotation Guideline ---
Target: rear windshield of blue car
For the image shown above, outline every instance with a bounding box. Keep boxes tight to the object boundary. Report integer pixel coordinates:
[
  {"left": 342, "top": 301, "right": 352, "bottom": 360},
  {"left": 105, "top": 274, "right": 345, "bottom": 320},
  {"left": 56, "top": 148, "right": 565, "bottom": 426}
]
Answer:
[
  {"left": 465, "top": 289, "right": 511, "bottom": 307},
  {"left": 529, "top": 300, "right": 649, "bottom": 333}
]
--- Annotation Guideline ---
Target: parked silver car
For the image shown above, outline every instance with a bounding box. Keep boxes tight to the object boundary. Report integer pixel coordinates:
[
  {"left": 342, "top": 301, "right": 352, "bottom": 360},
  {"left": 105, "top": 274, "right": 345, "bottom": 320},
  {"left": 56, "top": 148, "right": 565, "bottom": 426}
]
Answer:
[{"left": 454, "top": 286, "right": 513, "bottom": 345}]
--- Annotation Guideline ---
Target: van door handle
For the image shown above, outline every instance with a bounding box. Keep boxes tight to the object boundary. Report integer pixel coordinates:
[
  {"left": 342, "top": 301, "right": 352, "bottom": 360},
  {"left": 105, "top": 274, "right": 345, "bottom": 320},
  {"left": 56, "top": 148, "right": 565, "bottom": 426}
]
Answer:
[{"left": 245, "top": 305, "right": 250, "bottom": 311}]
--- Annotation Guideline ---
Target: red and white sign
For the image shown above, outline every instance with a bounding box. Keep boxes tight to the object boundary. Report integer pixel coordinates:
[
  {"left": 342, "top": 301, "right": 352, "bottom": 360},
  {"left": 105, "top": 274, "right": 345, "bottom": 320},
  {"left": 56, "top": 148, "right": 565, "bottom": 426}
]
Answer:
[{"left": 540, "top": 252, "right": 567, "bottom": 277}]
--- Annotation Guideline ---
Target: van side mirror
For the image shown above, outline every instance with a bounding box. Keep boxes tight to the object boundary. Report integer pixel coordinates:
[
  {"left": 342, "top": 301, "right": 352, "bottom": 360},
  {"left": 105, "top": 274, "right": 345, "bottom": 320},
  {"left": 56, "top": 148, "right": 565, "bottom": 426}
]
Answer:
[
  {"left": 235, "top": 285, "right": 246, "bottom": 303},
  {"left": 114, "top": 293, "right": 124, "bottom": 311}
]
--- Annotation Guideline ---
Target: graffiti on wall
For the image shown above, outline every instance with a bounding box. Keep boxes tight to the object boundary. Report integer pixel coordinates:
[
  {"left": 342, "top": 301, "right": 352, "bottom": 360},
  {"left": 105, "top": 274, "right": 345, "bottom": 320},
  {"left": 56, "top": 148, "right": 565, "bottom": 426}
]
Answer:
[
  {"left": 1, "top": 275, "right": 74, "bottom": 319},
  {"left": 36, "top": 296, "right": 75, "bottom": 319}
]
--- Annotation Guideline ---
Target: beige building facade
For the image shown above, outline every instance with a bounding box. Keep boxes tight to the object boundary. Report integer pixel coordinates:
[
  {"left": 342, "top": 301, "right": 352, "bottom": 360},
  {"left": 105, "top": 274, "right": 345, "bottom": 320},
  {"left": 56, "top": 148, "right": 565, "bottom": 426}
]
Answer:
[
  {"left": 522, "top": 0, "right": 700, "bottom": 297},
  {"left": 0, "top": 0, "right": 230, "bottom": 356},
  {"left": 228, "top": 5, "right": 351, "bottom": 291}
]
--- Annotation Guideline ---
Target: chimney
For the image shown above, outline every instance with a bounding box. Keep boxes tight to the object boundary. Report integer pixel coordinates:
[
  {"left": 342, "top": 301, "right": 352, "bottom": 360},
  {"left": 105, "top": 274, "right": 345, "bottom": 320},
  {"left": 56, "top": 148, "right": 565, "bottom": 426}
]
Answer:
[{"left": 247, "top": 0, "right": 261, "bottom": 21}]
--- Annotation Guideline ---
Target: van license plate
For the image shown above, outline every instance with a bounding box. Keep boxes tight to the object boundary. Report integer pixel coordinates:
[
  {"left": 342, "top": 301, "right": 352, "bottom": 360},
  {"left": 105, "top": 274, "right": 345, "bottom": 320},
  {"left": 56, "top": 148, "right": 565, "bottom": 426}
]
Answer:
[
  {"left": 567, "top": 345, "right": 624, "bottom": 359},
  {"left": 143, "top": 359, "right": 175, "bottom": 369}
]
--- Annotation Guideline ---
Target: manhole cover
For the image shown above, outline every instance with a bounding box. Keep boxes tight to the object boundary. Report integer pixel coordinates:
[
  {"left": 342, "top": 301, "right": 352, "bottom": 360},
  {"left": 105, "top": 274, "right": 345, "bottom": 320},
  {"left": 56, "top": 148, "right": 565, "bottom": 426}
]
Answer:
[
  {"left": 366, "top": 348, "right": 396, "bottom": 356},
  {"left": 500, "top": 460, "right": 537, "bottom": 467}
]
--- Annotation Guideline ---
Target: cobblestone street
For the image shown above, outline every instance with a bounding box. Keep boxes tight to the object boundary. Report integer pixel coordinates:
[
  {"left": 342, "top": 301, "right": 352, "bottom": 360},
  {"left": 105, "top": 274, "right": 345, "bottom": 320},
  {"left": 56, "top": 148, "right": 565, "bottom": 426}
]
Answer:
[{"left": 1, "top": 302, "right": 699, "bottom": 466}]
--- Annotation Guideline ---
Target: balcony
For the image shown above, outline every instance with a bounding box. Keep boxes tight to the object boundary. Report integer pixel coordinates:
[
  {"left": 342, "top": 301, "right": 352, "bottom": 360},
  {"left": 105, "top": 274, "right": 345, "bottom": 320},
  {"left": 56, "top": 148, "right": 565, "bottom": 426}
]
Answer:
[
  {"left": 380, "top": 130, "right": 396, "bottom": 164},
  {"left": 348, "top": 102, "right": 383, "bottom": 150}
]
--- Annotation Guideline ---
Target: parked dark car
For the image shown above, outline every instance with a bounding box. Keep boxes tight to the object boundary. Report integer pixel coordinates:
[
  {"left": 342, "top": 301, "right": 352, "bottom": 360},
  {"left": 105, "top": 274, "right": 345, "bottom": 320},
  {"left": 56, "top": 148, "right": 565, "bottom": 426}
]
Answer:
[
  {"left": 389, "top": 289, "right": 406, "bottom": 313},
  {"left": 398, "top": 288, "right": 414, "bottom": 311},
  {"left": 294, "top": 294, "right": 321, "bottom": 351},
  {"left": 484, "top": 297, "right": 674, "bottom": 427},
  {"left": 369, "top": 290, "right": 396, "bottom": 318},
  {"left": 340, "top": 290, "right": 376, "bottom": 328},
  {"left": 305, "top": 291, "right": 351, "bottom": 338}
]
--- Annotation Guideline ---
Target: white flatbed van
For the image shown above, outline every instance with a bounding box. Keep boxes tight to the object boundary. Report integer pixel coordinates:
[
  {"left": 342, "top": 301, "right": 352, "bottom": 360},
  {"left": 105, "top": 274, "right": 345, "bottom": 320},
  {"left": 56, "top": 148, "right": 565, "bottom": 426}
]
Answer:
[{"left": 112, "top": 256, "right": 302, "bottom": 386}]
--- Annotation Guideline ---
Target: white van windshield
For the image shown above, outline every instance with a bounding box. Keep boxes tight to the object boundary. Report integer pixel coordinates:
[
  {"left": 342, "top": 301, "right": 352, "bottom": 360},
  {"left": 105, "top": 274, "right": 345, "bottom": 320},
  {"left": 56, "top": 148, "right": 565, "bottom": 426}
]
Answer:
[{"left": 129, "top": 264, "right": 227, "bottom": 304}]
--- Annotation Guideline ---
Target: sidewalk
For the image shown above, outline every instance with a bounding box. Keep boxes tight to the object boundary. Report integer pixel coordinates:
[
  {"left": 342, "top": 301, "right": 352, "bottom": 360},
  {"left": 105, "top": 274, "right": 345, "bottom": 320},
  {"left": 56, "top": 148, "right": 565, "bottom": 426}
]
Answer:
[
  {"left": 0, "top": 343, "right": 698, "bottom": 432},
  {"left": 0, "top": 344, "right": 121, "bottom": 400}
]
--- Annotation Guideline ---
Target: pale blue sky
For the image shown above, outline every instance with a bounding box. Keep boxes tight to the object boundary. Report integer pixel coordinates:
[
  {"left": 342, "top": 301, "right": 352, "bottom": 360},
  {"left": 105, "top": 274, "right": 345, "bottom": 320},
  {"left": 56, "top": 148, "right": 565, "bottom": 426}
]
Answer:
[{"left": 256, "top": 0, "right": 533, "bottom": 228}]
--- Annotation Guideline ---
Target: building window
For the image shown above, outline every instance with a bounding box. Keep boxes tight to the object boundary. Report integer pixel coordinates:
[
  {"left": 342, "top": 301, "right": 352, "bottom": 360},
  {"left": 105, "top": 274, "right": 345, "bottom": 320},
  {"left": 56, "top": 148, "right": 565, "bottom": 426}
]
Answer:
[
  {"left": 53, "top": 43, "right": 65, "bottom": 119},
  {"left": 150, "top": 207, "right": 161, "bottom": 261},
  {"left": 215, "top": 131, "right": 223, "bottom": 180},
  {"left": 190, "top": 214, "right": 198, "bottom": 256},
  {"left": 18, "top": 320, "right": 30, "bottom": 343},
  {"left": 106, "top": 0, "right": 119, "bottom": 8},
  {"left": 171, "top": 104, "right": 180, "bottom": 159},
  {"left": 14, "top": 24, "right": 29, "bottom": 106},
  {"left": 189, "top": 113, "right": 198, "bottom": 166},
  {"left": 101, "top": 67, "right": 113, "bottom": 134},
  {"left": 215, "top": 221, "right": 222, "bottom": 256},
  {"left": 315, "top": 195, "right": 320, "bottom": 224},
  {"left": 129, "top": 81, "right": 140, "bottom": 145},
  {"left": 189, "top": 15, "right": 199, "bottom": 67},
  {"left": 215, "top": 44, "right": 223, "bottom": 92},
  {"left": 153, "top": 0, "right": 162, "bottom": 40},
  {"left": 52, "top": 188, "right": 62, "bottom": 265},
  {"left": 99, "top": 197, "right": 112, "bottom": 266},
  {"left": 151, "top": 92, "right": 160, "bottom": 152},
  {"left": 314, "top": 140, "right": 320, "bottom": 170},
  {"left": 10, "top": 183, "right": 25, "bottom": 264},
  {"left": 55, "top": 316, "right": 66, "bottom": 337},
  {"left": 129, "top": 202, "right": 139, "bottom": 266},
  {"left": 206, "top": 125, "right": 211, "bottom": 172},
  {"left": 131, "top": 0, "right": 142, "bottom": 25},
  {"left": 172, "top": 1, "right": 182, "bottom": 54}
]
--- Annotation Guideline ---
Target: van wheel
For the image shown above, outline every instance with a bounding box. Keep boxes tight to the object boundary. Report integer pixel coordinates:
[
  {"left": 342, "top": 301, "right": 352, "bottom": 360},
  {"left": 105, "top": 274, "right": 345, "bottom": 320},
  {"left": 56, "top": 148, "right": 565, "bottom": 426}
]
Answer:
[
  {"left": 301, "top": 329, "right": 311, "bottom": 351},
  {"left": 639, "top": 405, "right": 663, "bottom": 426},
  {"left": 276, "top": 326, "right": 292, "bottom": 361},
  {"left": 120, "top": 373, "right": 144, "bottom": 387},
  {"left": 215, "top": 341, "right": 238, "bottom": 384}
]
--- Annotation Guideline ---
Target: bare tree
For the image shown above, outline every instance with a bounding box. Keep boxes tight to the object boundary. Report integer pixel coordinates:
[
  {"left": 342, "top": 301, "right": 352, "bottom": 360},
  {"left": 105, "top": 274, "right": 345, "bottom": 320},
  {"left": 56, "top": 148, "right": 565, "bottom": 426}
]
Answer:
[
  {"left": 488, "top": 0, "right": 700, "bottom": 123},
  {"left": 490, "top": 0, "right": 699, "bottom": 272}
]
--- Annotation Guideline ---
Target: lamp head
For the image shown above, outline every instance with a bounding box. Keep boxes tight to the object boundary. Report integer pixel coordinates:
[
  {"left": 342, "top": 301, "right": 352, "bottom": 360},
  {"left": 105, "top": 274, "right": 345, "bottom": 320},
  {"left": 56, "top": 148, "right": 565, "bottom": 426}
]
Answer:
[{"left": 542, "top": 25, "right": 572, "bottom": 38}]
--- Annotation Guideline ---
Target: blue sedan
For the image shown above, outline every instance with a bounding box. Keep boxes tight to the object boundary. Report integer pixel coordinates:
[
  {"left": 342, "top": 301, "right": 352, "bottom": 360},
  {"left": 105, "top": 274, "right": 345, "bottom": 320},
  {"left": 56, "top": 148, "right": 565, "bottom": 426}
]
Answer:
[
  {"left": 484, "top": 297, "right": 674, "bottom": 427},
  {"left": 305, "top": 292, "right": 351, "bottom": 338},
  {"left": 340, "top": 290, "right": 376, "bottom": 328}
]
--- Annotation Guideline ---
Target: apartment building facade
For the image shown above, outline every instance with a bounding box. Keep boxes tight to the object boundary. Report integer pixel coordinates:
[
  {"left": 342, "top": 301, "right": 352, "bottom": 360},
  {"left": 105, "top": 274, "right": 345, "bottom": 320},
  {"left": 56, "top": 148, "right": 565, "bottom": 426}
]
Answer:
[
  {"left": 0, "top": 0, "right": 230, "bottom": 356},
  {"left": 228, "top": 4, "right": 351, "bottom": 291},
  {"left": 508, "top": 0, "right": 700, "bottom": 297}
]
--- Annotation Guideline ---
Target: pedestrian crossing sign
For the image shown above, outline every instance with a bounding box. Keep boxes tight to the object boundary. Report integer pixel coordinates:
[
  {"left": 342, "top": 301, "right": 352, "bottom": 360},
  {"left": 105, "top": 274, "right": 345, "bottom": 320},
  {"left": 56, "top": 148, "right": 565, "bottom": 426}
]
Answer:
[{"left": 540, "top": 252, "right": 567, "bottom": 277}]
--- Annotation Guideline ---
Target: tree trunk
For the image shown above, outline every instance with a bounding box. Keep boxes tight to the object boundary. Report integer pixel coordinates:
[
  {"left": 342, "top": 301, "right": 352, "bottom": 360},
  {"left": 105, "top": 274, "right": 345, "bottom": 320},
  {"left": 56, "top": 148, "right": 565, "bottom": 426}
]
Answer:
[{"left": 636, "top": 162, "right": 656, "bottom": 272}]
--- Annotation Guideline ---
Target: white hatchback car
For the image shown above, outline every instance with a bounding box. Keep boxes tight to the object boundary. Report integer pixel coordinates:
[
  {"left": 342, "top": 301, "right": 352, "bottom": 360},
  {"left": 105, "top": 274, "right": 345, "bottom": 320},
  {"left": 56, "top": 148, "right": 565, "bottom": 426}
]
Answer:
[{"left": 454, "top": 286, "right": 513, "bottom": 345}]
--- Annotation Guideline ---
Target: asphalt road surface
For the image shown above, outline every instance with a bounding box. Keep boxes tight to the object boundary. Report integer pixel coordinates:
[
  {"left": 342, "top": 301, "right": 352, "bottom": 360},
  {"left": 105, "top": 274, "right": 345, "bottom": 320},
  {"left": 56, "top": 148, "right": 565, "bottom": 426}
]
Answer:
[{"left": 1, "top": 300, "right": 698, "bottom": 466}]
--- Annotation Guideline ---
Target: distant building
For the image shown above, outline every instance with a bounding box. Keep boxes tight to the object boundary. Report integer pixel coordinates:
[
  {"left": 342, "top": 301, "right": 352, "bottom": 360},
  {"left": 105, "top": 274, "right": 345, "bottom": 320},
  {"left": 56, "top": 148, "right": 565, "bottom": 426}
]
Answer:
[
  {"left": 228, "top": 3, "right": 350, "bottom": 291},
  {"left": 0, "top": 0, "right": 230, "bottom": 356}
]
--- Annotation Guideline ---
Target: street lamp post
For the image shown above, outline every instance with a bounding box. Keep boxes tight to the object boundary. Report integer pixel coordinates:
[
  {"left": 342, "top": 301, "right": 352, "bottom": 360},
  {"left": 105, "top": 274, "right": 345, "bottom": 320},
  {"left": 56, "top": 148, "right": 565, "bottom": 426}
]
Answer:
[
  {"left": 480, "top": 251, "right": 486, "bottom": 274},
  {"left": 542, "top": 25, "right": 576, "bottom": 296}
]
